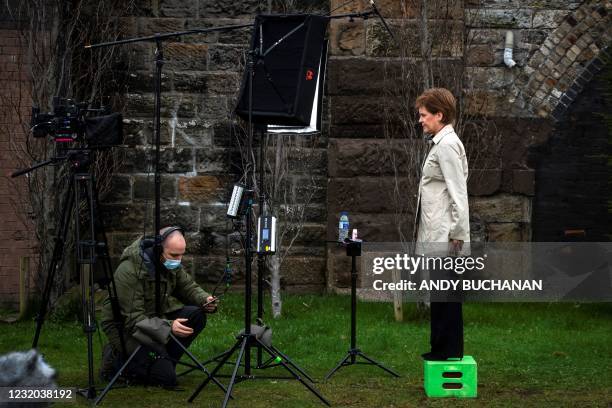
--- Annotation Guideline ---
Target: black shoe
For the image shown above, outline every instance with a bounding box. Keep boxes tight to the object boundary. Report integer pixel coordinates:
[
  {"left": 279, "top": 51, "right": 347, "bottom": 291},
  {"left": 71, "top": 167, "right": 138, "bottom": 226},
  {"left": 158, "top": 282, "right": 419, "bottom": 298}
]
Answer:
[{"left": 421, "top": 352, "right": 451, "bottom": 361}]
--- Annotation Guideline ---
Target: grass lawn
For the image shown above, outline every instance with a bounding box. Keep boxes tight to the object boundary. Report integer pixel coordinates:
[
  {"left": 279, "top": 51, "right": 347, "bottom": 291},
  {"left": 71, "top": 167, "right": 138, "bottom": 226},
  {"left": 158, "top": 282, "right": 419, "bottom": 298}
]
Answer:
[{"left": 1, "top": 294, "right": 611, "bottom": 407}]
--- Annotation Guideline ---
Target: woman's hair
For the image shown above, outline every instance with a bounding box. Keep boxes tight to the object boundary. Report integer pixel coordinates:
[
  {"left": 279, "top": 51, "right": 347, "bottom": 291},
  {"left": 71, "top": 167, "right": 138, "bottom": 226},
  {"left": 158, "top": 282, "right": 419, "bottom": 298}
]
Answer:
[{"left": 415, "top": 88, "right": 457, "bottom": 125}]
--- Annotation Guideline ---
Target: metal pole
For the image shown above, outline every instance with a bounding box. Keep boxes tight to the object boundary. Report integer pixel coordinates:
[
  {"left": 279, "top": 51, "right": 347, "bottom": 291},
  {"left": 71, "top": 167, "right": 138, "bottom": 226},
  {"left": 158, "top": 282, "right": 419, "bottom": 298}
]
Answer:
[
  {"left": 244, "top": 49, "right": 255, "bottom": 376},
  {"left": 351, "top": 254, "right": 357, "bottom": 363},
  {"left": 257, "top": 126, "right": 266, "bottom": 366},
  {"left": 154, "top": 37, "right": 164, "bottom": 316}
]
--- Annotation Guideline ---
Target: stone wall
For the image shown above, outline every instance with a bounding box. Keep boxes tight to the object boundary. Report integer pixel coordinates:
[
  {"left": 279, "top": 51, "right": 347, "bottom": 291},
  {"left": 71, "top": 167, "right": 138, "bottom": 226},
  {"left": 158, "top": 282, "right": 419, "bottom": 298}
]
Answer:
[
  {"left": 2, "top": 1, "right": 609, "bottom": 307},
  {"left": 464, "top": 0, "right": 610, "bottom": 243},
  {"left": 531, "top": 55, "right": 611, "bottom": 241},
  {"left": 107, "top": 0, "right": 610, "bottom": 293},
  {"left": 103, "top": 0, "right": 330, "bottom": 293},
  {"left": 324, "top": 0, "right": 611, "bottom": 290}
]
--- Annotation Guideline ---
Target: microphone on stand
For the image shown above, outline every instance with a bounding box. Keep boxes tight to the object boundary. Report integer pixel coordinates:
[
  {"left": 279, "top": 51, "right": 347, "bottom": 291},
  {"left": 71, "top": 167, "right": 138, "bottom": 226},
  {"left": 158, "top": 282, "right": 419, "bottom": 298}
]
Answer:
[{"left": 369, "top": 0, "right": 398, "bottom": 45}]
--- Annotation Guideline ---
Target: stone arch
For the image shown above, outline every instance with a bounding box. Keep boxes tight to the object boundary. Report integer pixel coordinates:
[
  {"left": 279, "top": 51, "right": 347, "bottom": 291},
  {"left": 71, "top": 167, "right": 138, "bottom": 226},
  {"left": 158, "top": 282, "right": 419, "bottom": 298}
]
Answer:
[
  {"left": 513, "top": 1, "right": 611, "bottom": 118},
  {"left": 529, "top": 55, "right": 611, "bottom": 241}
]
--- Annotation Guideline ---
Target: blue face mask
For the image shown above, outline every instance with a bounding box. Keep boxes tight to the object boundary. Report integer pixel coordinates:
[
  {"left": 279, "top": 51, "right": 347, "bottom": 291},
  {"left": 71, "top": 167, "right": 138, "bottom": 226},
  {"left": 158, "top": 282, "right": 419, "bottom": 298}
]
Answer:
[{"left": 163, "top": 259, "right": 181, "bottom": 270}]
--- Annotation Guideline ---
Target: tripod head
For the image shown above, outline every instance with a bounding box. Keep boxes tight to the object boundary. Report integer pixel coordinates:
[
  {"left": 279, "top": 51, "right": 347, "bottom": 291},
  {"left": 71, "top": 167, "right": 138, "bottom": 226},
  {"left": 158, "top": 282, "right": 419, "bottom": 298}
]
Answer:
[{"left": 11, "top": 148, "right": 95, "bottom": 179}]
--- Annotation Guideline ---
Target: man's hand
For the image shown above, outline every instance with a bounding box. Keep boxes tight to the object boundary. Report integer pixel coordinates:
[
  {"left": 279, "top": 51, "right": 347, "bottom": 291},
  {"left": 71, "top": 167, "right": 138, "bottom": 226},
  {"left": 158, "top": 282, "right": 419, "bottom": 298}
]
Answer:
[
  {"left": 203, "top": 296, "right": 218, "bottom": 313},
  {"left": 171, "top": 318, "right": 194, "bottom": 338},
  {"left": 449, "top": 239, "right": 464, "bottom": 256}
]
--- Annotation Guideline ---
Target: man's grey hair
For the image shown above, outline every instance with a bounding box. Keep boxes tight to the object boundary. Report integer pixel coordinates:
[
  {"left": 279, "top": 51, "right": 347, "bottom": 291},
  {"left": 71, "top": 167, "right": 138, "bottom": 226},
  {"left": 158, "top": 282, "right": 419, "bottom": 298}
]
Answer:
[{"left": 160, "top": 227, "right": 184, "bottom": 248}]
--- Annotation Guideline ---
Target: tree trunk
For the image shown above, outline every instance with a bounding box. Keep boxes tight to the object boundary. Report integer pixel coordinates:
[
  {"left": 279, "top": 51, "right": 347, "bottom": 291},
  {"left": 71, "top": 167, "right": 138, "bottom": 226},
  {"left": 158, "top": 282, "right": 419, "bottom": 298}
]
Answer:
[
  {"left": 418, "top": 0, "right": 432, "bottom": 90},
  {"left": 416, "top": 0, "right": 432, "bottom": 314},
  {"left": 269, "top": 253, "right": 282, "bottom": 318}
]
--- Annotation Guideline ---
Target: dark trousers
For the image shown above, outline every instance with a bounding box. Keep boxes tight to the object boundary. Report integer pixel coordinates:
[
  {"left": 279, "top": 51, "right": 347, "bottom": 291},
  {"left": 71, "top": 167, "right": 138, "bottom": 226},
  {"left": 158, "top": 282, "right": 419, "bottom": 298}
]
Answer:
[
  {"left": 429, "top": 301, "right": 463, "bottom": 359},
  {"left": 126, "top": 306, "right": 206, "bottom": 387}
]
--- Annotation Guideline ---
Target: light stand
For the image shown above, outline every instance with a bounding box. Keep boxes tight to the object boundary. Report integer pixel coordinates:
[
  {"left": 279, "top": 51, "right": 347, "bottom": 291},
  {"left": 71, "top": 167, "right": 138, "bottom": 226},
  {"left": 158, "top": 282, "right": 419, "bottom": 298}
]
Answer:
[
  {"left": 256, "top": 125, "right": 265, "bottom": 368},
  {"left": 325, "top": 240, "right": 400, "bottom": 380},
  {"left": 86, "top": 22, "right": 253, "bottom": 319},
  {"left": 84, "top": 24, "right": 252, "bottom": 402},
  {"left": 188, "top": 46, "right": 330, "bottom": 408},
  {"left": 252, "top": 126, "right": 315, "bottom": 381},
  {"left": 190, "top": 10, "right": 392, "bottom": 405},
  {"left": 322, "top": 1, "right": 399, "bottom": 381}
]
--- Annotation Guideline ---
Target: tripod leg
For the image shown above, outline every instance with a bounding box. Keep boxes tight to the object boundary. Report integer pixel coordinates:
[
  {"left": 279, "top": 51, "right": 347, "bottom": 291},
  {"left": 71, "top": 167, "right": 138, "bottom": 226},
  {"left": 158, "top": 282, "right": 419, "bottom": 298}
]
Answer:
[
  {"left": 94, "top": 345, "right": 142, "bottom": 406},
  {"left": 188, "top": 337, "right": 243, "bottom": 403},
  {"left": 202, "top": 349, "right": 233, "bottom": 365},
  {"left": 269, "top": 345, "right": 315, "bottom": 383},
  {"left": 324, "top": 352, "right": 351, "bottom": 381},
  {"left": 221, "top": 338, "right": 247, "bottom": 408},
  {"left": 257, "top": 339, "right": 330, "bottom": 406},
  {"left": 81, "top": 264, "right": 97, "bottom": 399},
  {"left": 257, "top": 354, "right": 276, "bottom": 368},
  {"left": 77, "top": 173, "right": 99, "bottom": 399},
  {"left": 167, "top": 334, "right": 231, "bottom": 397},
  {"left": 356, "top": 351, "right": 400, "bottom": 378},
  {"left": 90, "top": 174, "right": 128, "bottom": 360},
  {"left": 177, "top": 348, "right": 233, "bottom": 378},
  {"left": 32, "top": 179, "right": 75, "bottom": 348}
]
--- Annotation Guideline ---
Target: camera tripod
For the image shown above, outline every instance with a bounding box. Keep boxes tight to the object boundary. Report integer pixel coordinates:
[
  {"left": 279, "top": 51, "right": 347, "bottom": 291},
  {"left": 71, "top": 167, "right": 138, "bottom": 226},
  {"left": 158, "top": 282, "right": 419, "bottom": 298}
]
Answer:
[{"left": 14, "top": 150, "right": 128, "bottom": 400}]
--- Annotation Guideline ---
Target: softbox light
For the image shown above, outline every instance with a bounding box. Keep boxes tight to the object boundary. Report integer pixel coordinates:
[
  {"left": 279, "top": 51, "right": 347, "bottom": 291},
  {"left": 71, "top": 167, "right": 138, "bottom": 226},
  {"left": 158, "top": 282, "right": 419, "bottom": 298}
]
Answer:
[{"left": 235, "top": 14, "right": 329, "bottom": 127}]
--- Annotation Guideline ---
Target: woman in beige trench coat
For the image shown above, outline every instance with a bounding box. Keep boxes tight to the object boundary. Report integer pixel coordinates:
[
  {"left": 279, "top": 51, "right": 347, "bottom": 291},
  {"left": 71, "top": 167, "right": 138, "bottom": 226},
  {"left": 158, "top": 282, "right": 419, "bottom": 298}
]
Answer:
[{"left": 415, "top": 88, "right": 469, "bottom": 361}]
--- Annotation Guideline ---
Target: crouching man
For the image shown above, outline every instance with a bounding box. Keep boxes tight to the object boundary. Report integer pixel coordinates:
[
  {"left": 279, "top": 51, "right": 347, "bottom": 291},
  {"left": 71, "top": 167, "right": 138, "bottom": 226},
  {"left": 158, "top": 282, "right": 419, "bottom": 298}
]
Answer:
[{"left": 100, "top": 226, "right": 217, "bottom": 387}]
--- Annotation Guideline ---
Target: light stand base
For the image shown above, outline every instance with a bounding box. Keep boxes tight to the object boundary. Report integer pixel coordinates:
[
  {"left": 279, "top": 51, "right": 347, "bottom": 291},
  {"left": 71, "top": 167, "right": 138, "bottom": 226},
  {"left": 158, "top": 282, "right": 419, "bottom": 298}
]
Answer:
[
  {"left": 325, "top": 240, "right": 401, "bottom": 381},
  {"left": 181, "top": 341, "right": 316, "bottom": 384},
  {"left": 94, "top": 335, "right": 229, "bottom": 406},
  {"left": 325, "top": 348, "right": 400, "bottom": 380},
  {"left": 188, "top": 334, "right": 330, "bottom": 408}
]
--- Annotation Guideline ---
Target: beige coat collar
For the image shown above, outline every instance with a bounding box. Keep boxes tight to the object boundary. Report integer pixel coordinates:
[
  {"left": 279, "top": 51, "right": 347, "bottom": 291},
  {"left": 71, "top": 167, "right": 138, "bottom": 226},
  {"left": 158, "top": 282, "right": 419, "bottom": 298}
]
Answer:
[{"left": 432, "top": 124, "right": 455, "bottom": 145}]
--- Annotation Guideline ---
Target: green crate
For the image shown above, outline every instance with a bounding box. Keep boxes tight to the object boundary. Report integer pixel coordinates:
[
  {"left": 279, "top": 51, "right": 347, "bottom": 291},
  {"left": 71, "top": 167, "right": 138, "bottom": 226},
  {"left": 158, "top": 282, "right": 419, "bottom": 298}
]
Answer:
[{"left": 424, "top": 355, "right": 477, "bottom": 398}]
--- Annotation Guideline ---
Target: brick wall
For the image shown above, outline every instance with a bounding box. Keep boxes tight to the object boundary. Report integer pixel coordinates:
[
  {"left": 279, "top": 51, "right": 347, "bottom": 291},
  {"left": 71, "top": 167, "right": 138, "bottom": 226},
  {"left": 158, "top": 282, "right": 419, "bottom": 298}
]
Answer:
[{"left": 0, "top": 28, "right": 35, "bottom": 309}]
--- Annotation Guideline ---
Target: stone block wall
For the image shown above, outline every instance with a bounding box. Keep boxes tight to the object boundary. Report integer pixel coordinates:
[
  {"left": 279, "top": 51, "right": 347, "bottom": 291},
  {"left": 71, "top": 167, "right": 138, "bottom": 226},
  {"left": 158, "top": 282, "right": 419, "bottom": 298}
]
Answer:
[
  {"left": 463, "top": 0, "right": 610, "bottom": 243},
  {"left": 531, "top": 56, "right": 611, "bottom": 241},
  {"left": 2, "top": 1, "right": 609, "bottom": 307},
  {"left": 99, "top": 0, "right": 598, "bottom": 292},
  {"left": 324, "top": 0, "right": 611, "bottom": 290},
  {"left": 103, "top": 0, "right": 330, "bottom": 293}
]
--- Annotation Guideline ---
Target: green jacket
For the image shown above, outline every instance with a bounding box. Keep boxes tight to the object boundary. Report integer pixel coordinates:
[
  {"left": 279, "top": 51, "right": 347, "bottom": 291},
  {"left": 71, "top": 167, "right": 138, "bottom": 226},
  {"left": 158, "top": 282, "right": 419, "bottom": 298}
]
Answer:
[{"left": 101, "top": 237, "right": 210, "bottom": 354}]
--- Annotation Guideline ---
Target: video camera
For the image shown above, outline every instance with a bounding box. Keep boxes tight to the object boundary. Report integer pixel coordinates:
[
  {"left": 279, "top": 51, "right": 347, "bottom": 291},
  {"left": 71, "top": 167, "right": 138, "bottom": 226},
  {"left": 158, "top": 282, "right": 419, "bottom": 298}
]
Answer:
[{"left": 31, "top": 96, "right": 123, "bottom": 148}]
